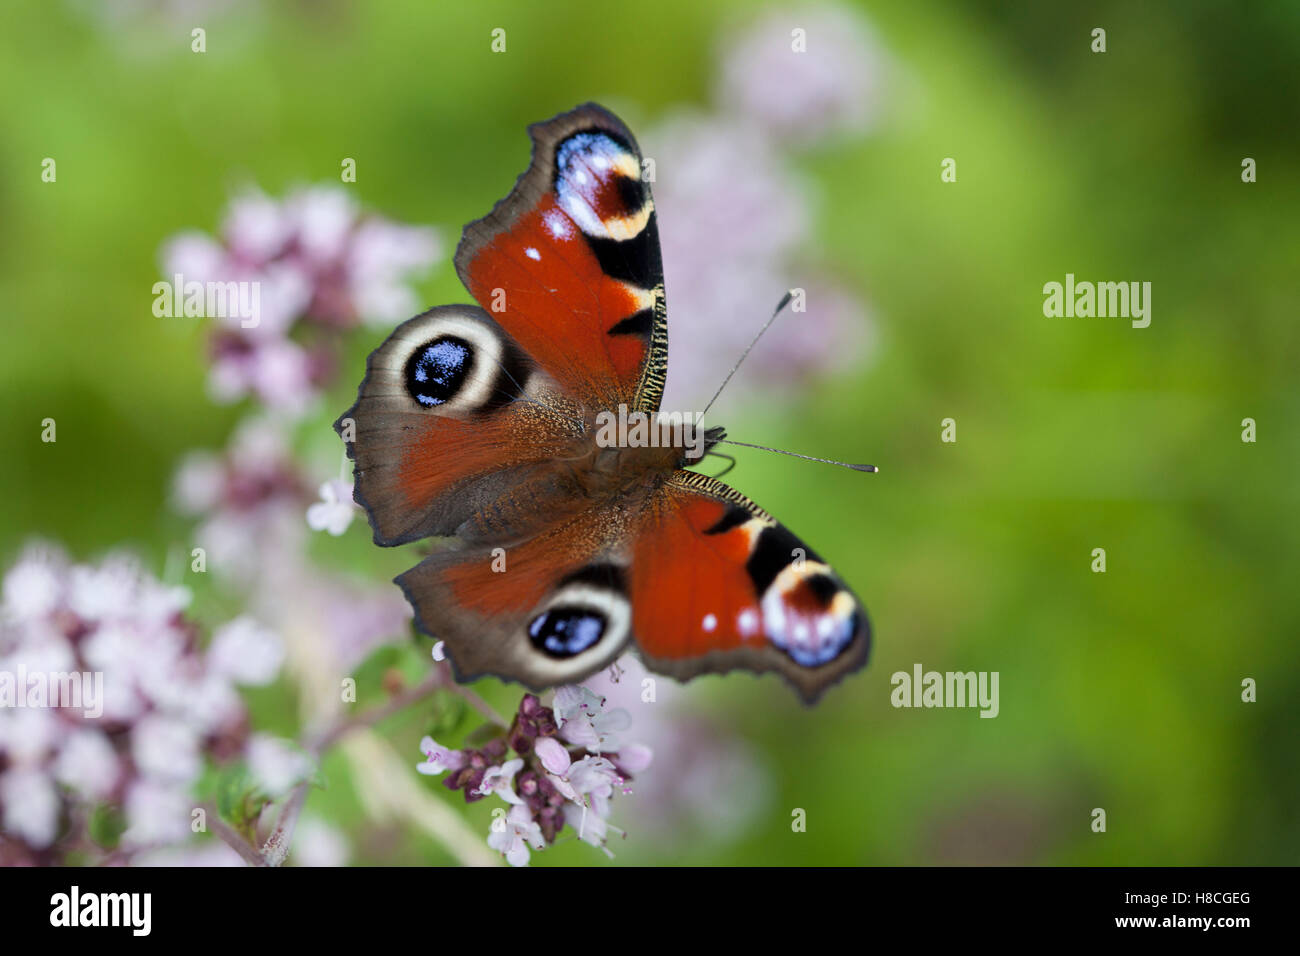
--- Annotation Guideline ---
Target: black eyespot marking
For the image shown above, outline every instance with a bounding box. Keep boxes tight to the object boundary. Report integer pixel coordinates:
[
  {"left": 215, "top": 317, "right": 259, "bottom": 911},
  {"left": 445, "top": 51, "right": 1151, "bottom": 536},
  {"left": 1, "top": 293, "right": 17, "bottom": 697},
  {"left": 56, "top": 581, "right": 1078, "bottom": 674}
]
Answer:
[
  {"left": 528, "top": 606, "right": 607, "bottom": 658},
  {"left": 747, "top": 525, "right": 823, "bottom": 595},
  {"left": 405, "top": 336, "right": 473, "bottom": 408},
  {"left": 805, "top": 573, "right": 840, "bottom": 605},
  {"left": 613, "top": 172, "right": 645, "bottom": 215}
]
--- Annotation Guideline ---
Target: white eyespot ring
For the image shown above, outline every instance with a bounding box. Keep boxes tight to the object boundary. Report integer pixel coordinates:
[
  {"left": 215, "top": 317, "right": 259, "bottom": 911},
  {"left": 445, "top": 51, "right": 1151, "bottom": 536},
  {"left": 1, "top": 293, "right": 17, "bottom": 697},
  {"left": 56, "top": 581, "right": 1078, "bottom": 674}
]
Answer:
[
  {"left": 520, "top": 581, "right": 632, "bottom": 683},
  {"left": 386, "top": 310, "right": 505, "bottom": 415}
]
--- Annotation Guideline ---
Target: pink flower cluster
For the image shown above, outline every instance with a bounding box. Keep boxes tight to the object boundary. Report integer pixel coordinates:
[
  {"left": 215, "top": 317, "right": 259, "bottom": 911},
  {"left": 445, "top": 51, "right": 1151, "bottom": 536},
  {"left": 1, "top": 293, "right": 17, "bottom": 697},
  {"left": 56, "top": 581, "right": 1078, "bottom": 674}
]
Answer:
[
  {"left": 170, "top": 415, "right": 406, "bottom": 670},
  {"left": 171, "top": 416, "right": 310, "bottom": 584},
  {"left": 161, "top": 183, "right": 441, "bottom": 416},
  {"left": 718, "top": 3, "right": 886, "bottom": 146},
  {"left": 0, "top": 543, "right": 283, "bottom": 863},
  {"left": 418, "top": 688, "right": 652, "bottom": 866}
]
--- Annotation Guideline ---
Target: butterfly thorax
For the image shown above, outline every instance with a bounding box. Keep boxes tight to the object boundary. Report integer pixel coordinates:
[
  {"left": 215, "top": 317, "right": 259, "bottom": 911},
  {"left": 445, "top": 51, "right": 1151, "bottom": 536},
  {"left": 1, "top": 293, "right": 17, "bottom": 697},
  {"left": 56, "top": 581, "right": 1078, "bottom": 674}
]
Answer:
[{"left": 566, "top": 420, "right": 724, "bottom": 504}]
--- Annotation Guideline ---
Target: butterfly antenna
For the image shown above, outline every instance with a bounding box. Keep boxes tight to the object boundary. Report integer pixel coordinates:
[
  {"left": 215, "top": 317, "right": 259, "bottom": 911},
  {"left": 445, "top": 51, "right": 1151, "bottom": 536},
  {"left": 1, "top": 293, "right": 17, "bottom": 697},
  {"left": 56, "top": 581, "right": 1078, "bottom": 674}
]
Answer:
[
  {"left": 717, "top": 438, "right": 878, "bottom": 473},
  {"left": 699, "top": 290, "right": 795, "bottom": 421}
]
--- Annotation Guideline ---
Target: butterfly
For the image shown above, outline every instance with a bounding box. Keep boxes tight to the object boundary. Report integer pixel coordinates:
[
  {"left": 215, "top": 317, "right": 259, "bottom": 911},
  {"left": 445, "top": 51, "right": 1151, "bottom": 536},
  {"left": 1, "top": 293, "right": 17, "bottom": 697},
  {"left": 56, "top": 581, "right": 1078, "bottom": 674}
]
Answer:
[{"left": 337, "top": 103, "right": 870, "bottom": 703}]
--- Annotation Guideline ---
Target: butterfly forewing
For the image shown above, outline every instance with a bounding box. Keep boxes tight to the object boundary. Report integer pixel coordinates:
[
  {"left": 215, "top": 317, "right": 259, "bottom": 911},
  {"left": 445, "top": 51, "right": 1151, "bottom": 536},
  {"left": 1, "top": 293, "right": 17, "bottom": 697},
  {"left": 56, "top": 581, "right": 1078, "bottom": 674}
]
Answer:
[{"left": 455, "top": 103, "right": 668, "bottom": 412}]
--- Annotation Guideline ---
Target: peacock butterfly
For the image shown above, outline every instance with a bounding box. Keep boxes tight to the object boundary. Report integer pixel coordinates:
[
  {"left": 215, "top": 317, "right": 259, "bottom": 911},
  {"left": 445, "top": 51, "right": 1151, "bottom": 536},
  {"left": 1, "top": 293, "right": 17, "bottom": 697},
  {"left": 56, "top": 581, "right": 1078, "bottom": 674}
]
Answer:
[{"left": 336, "top": 103, "right": 871, "bottom": 703}]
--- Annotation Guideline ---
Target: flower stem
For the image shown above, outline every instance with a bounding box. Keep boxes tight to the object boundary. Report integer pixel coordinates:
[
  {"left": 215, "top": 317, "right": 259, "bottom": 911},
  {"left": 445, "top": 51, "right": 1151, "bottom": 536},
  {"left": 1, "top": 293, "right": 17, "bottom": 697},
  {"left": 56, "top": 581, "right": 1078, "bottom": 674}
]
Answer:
[
  {"left": 256, "top": 664, "right": 504, "bottom": 865},
  {"left": 207, "top": 804, "right": 269, "bottom": 866}
]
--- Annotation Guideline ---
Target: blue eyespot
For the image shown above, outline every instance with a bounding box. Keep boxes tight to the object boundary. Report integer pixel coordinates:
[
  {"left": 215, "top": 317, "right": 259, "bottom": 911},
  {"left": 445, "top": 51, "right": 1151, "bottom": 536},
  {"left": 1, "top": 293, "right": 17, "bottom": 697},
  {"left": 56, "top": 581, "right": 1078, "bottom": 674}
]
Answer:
[
  {"left": 782, "top": 612, "right": 857, "bottom": 667},
  {"left": 405, "top": 337, "right": 473, "bottom": 408},
  {"left": 556, "top": 132, "right": 626, "bottom": 180},
  {"left": 528, "top": 606, "right": 606, "bottom": 658}
]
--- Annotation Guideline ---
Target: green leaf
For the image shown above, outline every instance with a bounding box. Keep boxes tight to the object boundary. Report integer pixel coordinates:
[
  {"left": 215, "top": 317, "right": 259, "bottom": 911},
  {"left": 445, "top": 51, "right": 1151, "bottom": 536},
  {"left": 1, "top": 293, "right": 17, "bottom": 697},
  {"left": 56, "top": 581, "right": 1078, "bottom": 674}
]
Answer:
[
  {"left": 426, "top": 690, "right": 468, "bottom": 738},
  {"left": 216, "top": 764, "right": 269, "bottom": 840},
  {"left": 88, "top": 803, "right": 126, "bottom": 849}
]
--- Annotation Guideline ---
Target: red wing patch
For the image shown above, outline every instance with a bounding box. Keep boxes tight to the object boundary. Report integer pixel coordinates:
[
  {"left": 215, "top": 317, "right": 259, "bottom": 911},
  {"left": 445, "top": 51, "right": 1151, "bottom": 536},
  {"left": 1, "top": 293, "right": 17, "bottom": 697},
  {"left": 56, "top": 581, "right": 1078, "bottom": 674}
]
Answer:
[
  {"left": 454, "top": 103, "right": 668, "bottom": 412},
  {"left": 632, "top": 493, "right": 764, "bottom": 657},
  {"left": 630, "top": 473, "right": 871, "bottom": 703}
]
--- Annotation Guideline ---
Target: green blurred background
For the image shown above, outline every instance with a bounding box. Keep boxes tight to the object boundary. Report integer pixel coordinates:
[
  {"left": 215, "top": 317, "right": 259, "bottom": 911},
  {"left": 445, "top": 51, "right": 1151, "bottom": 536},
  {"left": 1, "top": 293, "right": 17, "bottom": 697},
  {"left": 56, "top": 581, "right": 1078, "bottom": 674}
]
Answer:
[{"left": 1, "top": 0, "right": 1297, "bottom": 865}]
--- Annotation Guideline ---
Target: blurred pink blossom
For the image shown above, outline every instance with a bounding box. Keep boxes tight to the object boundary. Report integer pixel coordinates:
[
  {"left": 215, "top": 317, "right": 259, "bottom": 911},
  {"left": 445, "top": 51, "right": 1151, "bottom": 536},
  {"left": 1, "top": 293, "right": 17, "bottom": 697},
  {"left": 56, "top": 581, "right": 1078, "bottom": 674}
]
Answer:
[
  {"left": 171, "top": 416, "right": 308, "bottom": 584},
  {"left": 207, "top": 616, "right": 285, "bottom": 686},
  {"left": 306, "top": 479, "right": 357, "bottom": 536},
  {"left": 247, "top": 734, "right": 313, "bottom": 797},
  {"left": 133, "top": 841, "right": 248, "bottom": 867},
  {"left": 122, "top": 779, "right": 193, "bottom": 848},
  {"left": 291, "top": 816, "right": 350, "bottom": 868},
  {"left": 646, "top": 76, "right": 877, "bottom": 414},
  {"left": 581, "top": 656, "right": 770, "bottom": 849},
  {"left": 718, "top": 3, "right": 886, "bottom": 146},
  {"left": 160, "top": 184, "right": 441, "bottom": 417},
  {"left": 0, "top": 543, "right": 284, "bottom": 861}
]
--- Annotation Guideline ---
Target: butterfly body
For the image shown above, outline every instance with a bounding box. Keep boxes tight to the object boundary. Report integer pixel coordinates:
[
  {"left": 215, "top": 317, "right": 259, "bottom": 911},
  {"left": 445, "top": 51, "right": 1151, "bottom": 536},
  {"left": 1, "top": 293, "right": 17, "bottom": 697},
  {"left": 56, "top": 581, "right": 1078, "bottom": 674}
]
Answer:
[{"left": 339, "top": 103, "right": 871, "bottom": 703}]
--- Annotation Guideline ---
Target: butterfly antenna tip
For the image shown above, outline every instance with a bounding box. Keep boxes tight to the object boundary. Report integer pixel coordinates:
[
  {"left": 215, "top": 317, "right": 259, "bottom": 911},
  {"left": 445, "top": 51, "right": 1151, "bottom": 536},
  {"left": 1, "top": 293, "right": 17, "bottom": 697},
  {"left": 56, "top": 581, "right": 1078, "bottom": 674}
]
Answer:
[{"left": 700, "top": 290, "right": 799, "bottom": 421}]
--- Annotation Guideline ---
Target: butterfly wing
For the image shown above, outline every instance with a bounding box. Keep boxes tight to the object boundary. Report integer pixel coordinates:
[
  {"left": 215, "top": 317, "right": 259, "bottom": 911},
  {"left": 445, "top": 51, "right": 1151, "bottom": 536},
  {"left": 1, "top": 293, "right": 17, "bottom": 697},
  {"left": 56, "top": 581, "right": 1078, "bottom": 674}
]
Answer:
[
  {"left": 336, "top": 304, "right": 582, "bottom": 546},
  {"left": 342, "top": 103, "right": 669, "bottom": 547},
  {"left": 392, "top": 467, "right": 869, "bottom": 700},
  {"left": 629, "top": 472, "right": 871, "bottom": 703},
  {"left": 454, "top": 102, "right": 668, "bottom": 412},
  {"left": 395, "top": 507, "right": 635, "bottom": 688}
]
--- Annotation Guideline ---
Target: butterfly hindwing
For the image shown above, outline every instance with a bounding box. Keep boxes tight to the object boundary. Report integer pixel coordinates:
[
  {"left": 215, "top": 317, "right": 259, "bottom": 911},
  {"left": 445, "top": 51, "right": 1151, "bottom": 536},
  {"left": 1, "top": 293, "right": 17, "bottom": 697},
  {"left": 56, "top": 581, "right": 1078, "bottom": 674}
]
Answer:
[
  {"left": 454, "top": 102, "right": 668, "bottom": 412},
  {"left": 395, "top": 508, "right": 635, "bottom": 688},
  {"left": 630, "top": 472, "right": 871, "bottom": 703}
]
